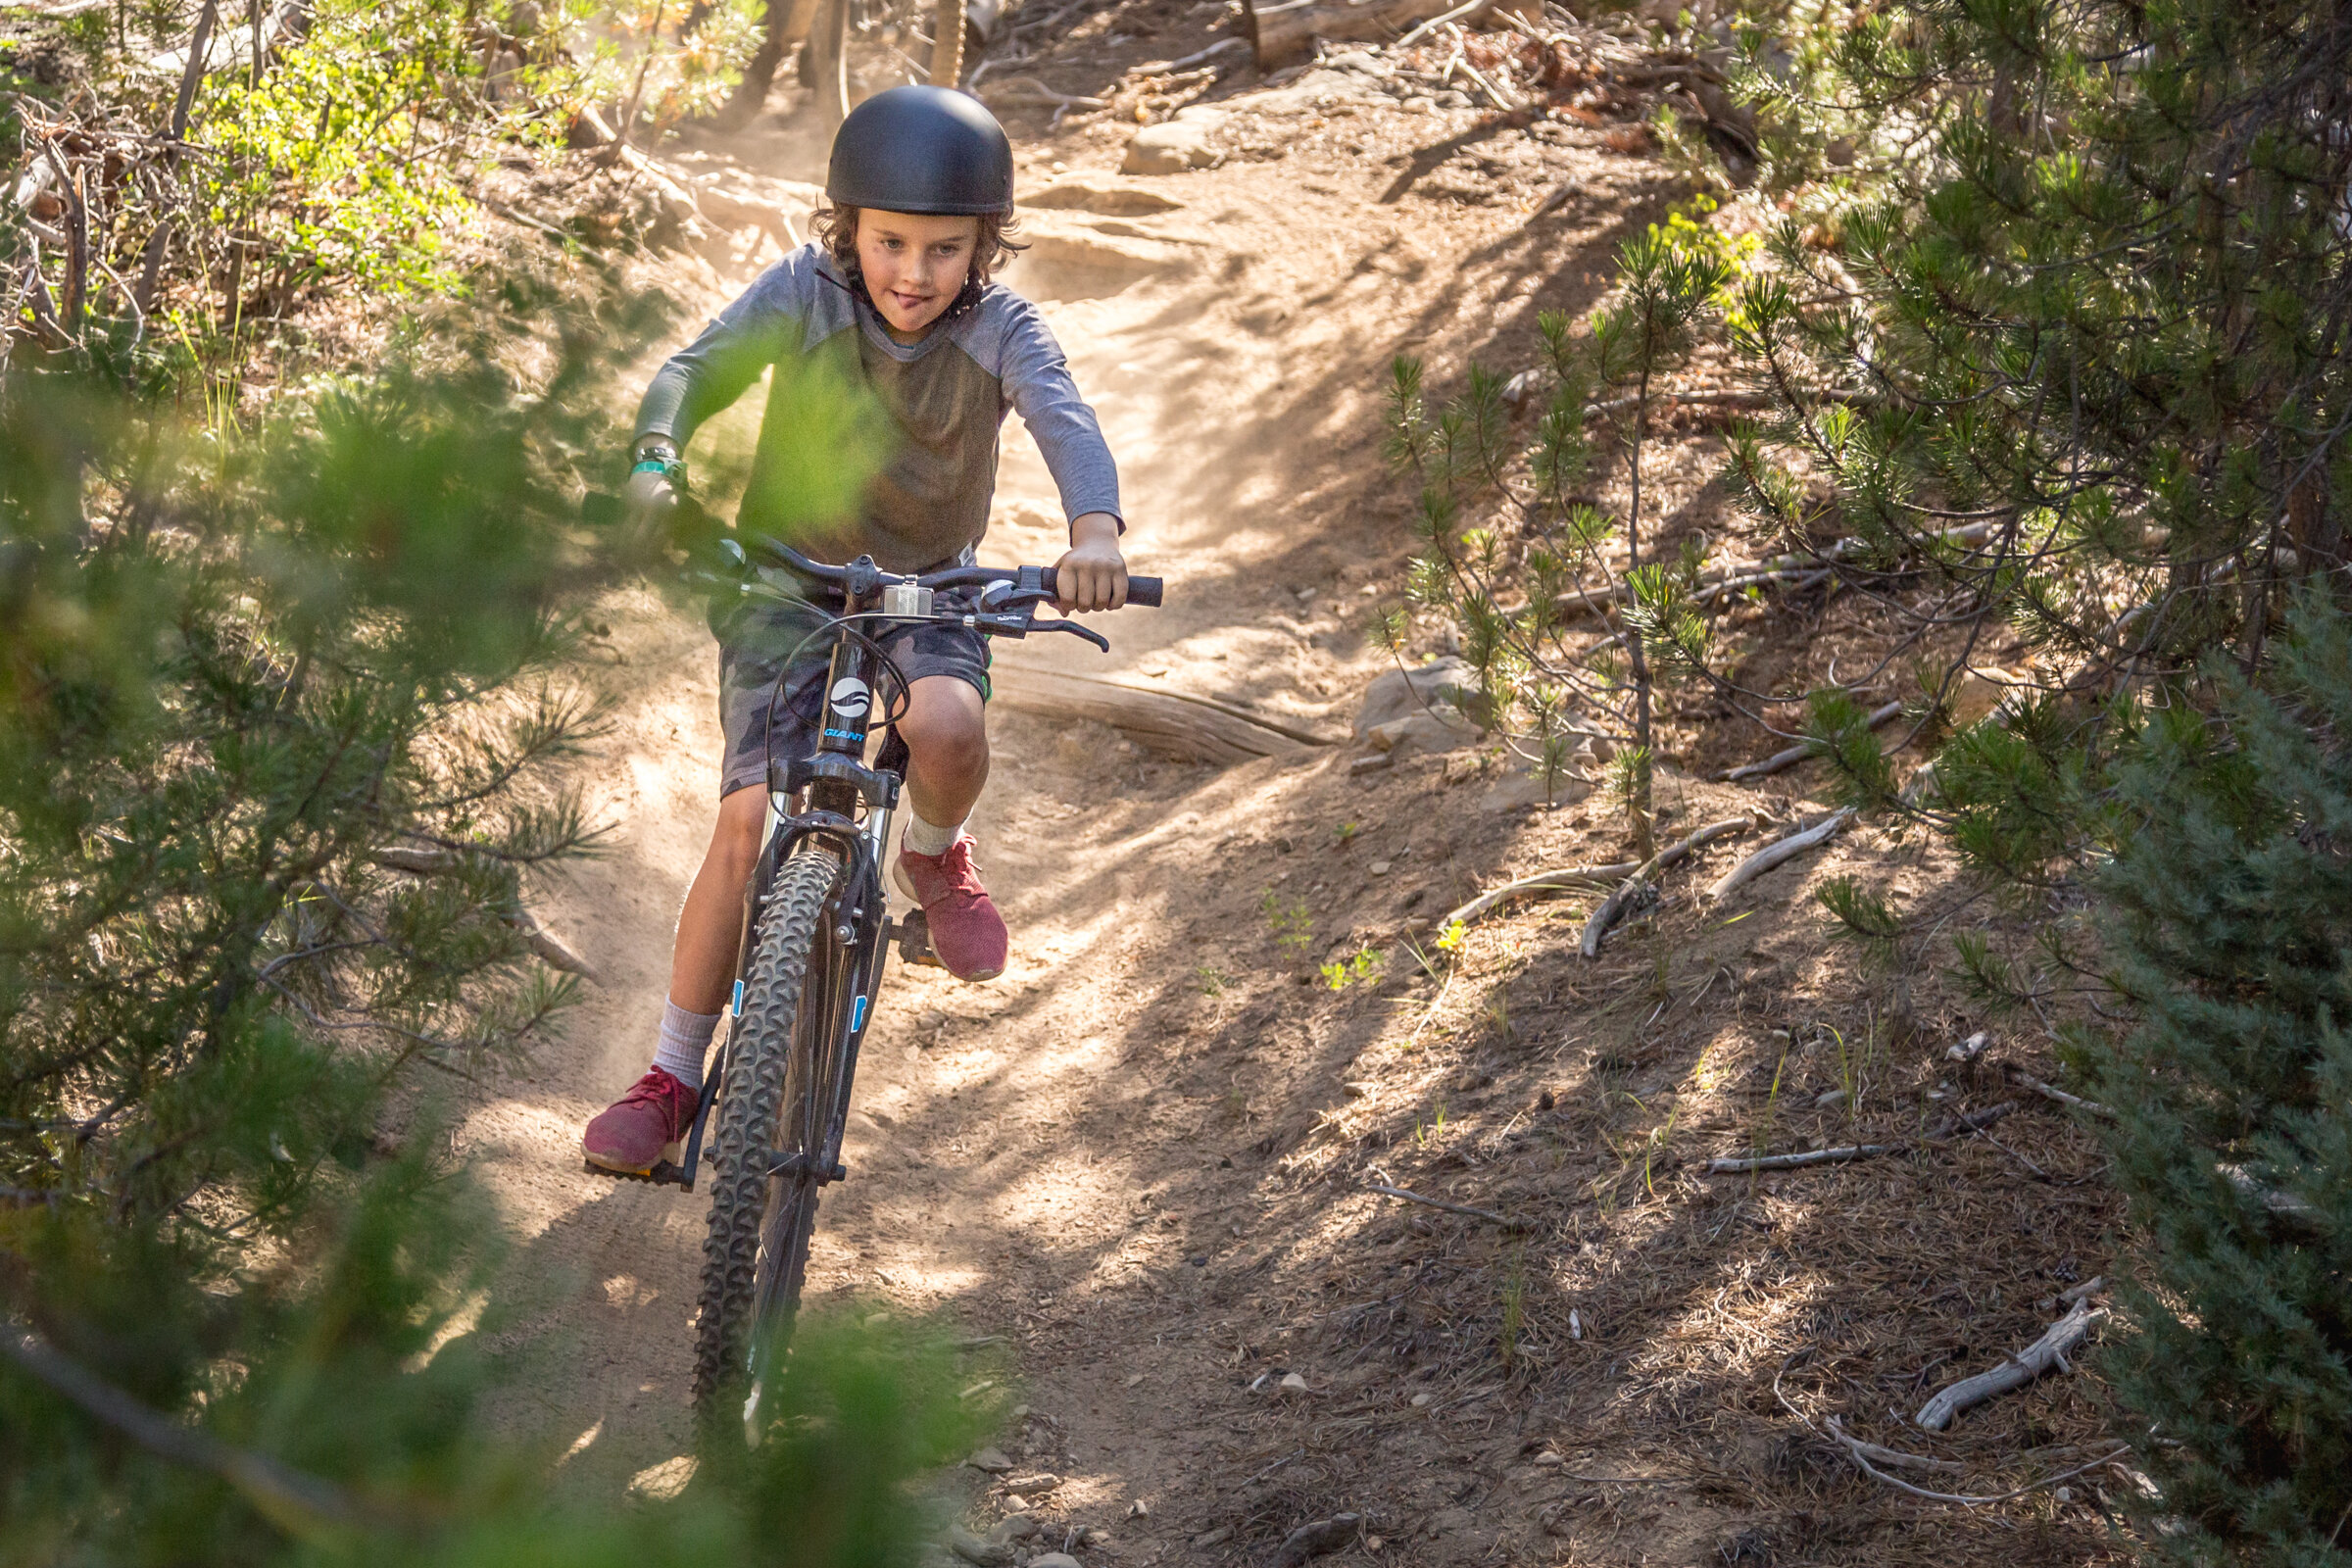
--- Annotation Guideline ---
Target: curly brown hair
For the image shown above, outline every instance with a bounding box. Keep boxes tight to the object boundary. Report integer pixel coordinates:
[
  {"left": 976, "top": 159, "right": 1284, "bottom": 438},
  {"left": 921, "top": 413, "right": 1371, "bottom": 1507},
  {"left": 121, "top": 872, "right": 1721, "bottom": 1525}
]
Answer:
[{"left": 809, "top": 203, "right": 1024, "bottom": 318}]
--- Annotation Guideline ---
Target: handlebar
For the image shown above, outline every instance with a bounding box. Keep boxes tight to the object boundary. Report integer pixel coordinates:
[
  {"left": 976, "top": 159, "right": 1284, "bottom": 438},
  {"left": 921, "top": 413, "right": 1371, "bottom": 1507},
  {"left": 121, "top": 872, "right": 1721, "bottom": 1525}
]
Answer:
[
  {"left": 743, "top": 536, "right": 1164, "bottom": 610},
  {"left": 583, "top": 489, "right": 1161, "bottom": 607}
]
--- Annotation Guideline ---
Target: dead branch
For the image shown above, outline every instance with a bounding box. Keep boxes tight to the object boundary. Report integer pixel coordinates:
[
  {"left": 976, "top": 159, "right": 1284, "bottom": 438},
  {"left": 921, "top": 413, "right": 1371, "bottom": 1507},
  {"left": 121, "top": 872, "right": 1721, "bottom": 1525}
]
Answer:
[
  {"left": 1776, "top": 1360, "right": 2132, "bottom": 1507},
  {"left": 506, "top": 908, "right": 598, "bottom": 980},
  {"left": 1438, "top": 859, "right": 1641, "bottom": 929},
  {"left": 1704, "top": 1100, "right": 2020, "bottom": 1174},
  {"left": 1822, "top": 1415, "right": 1964, "bottom": 1474},
  {"left": 1363, "top": 1181, "right": 1523, "bottom": 1230},
  {"left": 2002, "top": 1064, "right": 2112, "bottom": 1119},
  {"left": 1915, "top": 1299, "right": 2104, "bottom": 1431},
  {"left": 1704, "top": 1142, "right": 1900, "bottom": 1174},
  {"left": 1705, "top": 808, "right": 1855, "bottom": 902},
  {"left": 4, "top": 1317, "right": 368, "bottom": 1537},
  {"left": 1578, "top": 815, "right": 1756, "bottom": 957},
  {"left": 1722, "top": 703, "right": 1902, "bottom": 783}
]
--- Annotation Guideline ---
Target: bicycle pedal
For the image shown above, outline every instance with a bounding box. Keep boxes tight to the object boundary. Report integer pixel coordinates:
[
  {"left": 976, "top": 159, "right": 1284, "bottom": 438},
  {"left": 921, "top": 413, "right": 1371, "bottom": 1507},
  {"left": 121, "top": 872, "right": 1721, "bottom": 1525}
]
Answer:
[
  {"left": 584, "top": 1157, "right": 688, "bottom": 1187},
  {"left": 890, "top": 908, "right": 948, "bottom": 969}
]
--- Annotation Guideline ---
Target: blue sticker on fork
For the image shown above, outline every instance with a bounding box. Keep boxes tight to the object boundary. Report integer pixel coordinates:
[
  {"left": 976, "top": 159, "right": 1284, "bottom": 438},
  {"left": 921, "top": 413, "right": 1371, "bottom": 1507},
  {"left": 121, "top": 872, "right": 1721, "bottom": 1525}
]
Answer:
[
  {"left": 852, "top": 995, "right": 868, "bottom": 1034},
  {"left": 731, "top": 979, "right": 744, "bottom": 1017}
]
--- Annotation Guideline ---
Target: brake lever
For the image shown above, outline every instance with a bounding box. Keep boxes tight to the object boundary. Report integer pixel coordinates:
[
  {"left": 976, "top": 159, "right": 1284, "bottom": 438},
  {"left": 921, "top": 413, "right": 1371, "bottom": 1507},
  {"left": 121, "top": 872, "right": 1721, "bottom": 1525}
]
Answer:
[{"left": 1031, "top": 617, "right": 1110, "bottom": 652}]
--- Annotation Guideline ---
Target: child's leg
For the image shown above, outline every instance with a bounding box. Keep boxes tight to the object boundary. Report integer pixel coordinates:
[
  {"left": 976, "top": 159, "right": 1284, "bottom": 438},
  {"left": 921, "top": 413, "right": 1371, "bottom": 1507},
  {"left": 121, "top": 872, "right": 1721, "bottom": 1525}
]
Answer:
[
  {"left": 582, "top": 785, "right": 766, "bottom": 1173},
  {"left": 667, "top": 784, "right": 770, "bottom": 1015},
  {"left": 890, "top": 673, "right": 1006, "bottom": 981},
  {"left": 896, "top": 674, "right": 989, "bottom": 849}
]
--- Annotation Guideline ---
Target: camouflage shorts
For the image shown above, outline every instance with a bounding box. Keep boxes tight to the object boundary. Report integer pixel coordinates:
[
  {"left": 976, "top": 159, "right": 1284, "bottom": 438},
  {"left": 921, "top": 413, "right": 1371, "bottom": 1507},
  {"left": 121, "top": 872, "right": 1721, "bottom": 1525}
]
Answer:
[{"left": 715, "top": 592, "right": 991, "bottom": 799}]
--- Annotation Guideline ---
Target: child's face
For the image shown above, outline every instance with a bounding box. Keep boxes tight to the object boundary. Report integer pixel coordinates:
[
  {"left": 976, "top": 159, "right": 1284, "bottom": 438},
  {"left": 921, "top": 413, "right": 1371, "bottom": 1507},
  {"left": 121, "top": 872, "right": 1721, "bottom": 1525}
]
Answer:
[{"left": 856, "top": 210, "right": 984, "bottom": 339}]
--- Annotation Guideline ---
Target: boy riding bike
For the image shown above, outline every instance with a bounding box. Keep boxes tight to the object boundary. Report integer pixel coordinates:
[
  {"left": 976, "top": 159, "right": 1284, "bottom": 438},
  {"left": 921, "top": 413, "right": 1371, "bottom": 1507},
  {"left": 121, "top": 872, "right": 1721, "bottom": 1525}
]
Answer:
[{"left": 584, "top": 86, "right": 1128, "bottom": 1177}]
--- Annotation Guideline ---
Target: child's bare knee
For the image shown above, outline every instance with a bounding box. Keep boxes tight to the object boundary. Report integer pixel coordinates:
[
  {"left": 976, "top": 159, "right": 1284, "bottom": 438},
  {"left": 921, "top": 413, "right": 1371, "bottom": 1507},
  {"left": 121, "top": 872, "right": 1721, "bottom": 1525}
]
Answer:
[
  {"left": 711, "top": 787, "right": 767, "bottom": 870},
  {"left": 902, "top": 686, "right": 988, "bottom": 772}
]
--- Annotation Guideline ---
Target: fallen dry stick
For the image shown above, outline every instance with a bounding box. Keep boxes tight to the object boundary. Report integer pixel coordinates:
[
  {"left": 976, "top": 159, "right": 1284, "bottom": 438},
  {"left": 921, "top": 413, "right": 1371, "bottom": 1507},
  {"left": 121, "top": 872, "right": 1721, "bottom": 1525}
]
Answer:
[
  {"left": 1824, "top": 1415, "right": 1964, "bottom": 1475},
  {"left": 1722, "top": 703, "right": 1903, "bottom": 783},
  {"left": 1579, "top": 816, "right": 1755, "bottom": 958},
  {"left": 1705, "top": 808, "right": 1855, "bottom": 903},
  {"left": 1776, "top": 1363, "right": 2131, "bottom": 1506},
  {"left": 2003, "top": 1064, "right": 2113, "bottom": 1119},
  {"left": 1364, "top": 1181, "right": 1521, "bottom": 1230},
  {"left": 1439, "top": 860, "right": 1641, "bottom": 929},
  {"left": 1705, "top": 1101, "right": 2020, "bottom": 1174},
  {"left": 1915, "top": 1299, "right": 2104, "bottom": 1431}
]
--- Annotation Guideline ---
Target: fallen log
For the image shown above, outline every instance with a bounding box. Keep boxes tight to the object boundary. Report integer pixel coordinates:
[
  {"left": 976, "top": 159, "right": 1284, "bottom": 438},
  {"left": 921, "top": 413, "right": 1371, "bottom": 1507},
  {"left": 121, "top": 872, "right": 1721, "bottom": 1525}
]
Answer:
[
  {"left": 1705, "top": 808, "right": 1854, "bottom": 902},
  {"left": 1241, "top": 0, "right": 1502, "bottom": 70},
  {"left": 1721, "top": 703, "right": 1903, "bottom": 783},
  {"left": 990, "top": 662, "right": 1340, "bottom": 765},
  {"left": 1915, "top": 1299, "right": 2103, "bottom": 1431},
  {"left": 1578, "top": 815, "right": 1755, "bottom": 957}
]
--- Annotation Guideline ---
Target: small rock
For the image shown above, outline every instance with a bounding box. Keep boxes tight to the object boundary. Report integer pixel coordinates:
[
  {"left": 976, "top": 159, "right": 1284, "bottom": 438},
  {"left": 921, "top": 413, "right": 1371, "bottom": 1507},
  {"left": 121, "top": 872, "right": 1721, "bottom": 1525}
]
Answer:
[
  {"left": 1124, "top": 1371, "right": 1145, "bottom": 1388},
  {"left": 1355, "top": 658, "right": 1478, "bottom": 738},
  {"left": 1084, "top": 1529, "right": 1111, "bottom": 1544},
  {"left": 1127, "top": 1497, "right": 1152, "bottom": 1518},
  {"left": 948, "top": 1528, "right": 1012, "bottom": 1567},
  {"left": 1004, "top": 1472, "right": 1062, "bottom": 1494},
  {"left": 990, "top": 1515, "right": 1041, "bottom": 1545},
  {"left": 1410, "top": 1391, "right": 1433, "bottom": 1407},
  {"left": 1031, "top": 1556, "right": 1084, "bottom": 1568},
  {"left": 1370, "top": 859, "right": 1392, "bottom": 875},
  {"left": 1402, "top": 95, "right": 1436, "bottom": 113},
  {"left": 1348, "top": 752, "right": 1395, "bottom": 777},
  {"left": 1569, "top": 1308, "right": 1584, "bottom": 1340},
  {"left": 968, "top": 1446, "right": 1014, "bottom": 1474},
  {"left": 1003, "top": 1494, "right": 1030, "bottom": 1513},
  {"left": 1532, "top": 1449, "right": 1563, "bottom": 1467},
  {"left": 1123, "top": 119, "right": 1223, "bottom": 174},
  {"left": 1273, "top": 1513, "right": 1362, "bottom": 1567},
  {"left": 1501, "top": 367, "right": 1544, "bottom": 412},
  {"left": 918, "top": 1009, "right": 949, "bottom": 1031},
  {"left": 1279, "top": 1371, "right": 1310, "bottom": 1393},
  {"left": 1814, "top": 1088, "right": 1848, "bottom": 1108},
  {"left": 1192, "top": 1525, "right": 1236, "bottom": 1547},
  {"left": 2054, "top": 1486, "right": 2074, "bottom": 1504},
  {"left": 1435, "top": 89, "right": 1472, "bottom": 109}
]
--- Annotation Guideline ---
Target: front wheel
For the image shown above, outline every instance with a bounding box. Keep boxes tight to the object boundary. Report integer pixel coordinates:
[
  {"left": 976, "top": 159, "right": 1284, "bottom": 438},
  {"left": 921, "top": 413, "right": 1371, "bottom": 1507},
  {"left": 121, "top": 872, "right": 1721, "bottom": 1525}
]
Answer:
[{"left": 691, "top": 842, "right": 844, "bottom": 1428}]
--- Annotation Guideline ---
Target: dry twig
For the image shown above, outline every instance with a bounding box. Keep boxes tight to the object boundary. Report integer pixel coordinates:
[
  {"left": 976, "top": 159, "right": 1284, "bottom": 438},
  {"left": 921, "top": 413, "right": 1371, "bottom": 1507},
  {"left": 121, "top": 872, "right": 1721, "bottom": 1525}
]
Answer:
[
  {"left": 1705, "top": 808, "right": 1854, "bottom": 902},
  {"left": 1915, "top": 1299, "right": 2105, "bottom": 1431},
  {"left": 1579, "top": 815, "right": 1755, "bottom": 957}
]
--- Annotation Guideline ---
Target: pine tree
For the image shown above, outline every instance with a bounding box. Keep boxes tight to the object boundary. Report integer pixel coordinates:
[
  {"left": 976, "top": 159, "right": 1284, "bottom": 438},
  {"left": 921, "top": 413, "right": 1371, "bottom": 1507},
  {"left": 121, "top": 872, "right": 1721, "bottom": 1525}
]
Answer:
[
  {"left": 2088, "top": 593, "right": 2352, "bottom": 1564},
  {"left": 0, "top": 318, "right": 982, "bottom": 1562}
]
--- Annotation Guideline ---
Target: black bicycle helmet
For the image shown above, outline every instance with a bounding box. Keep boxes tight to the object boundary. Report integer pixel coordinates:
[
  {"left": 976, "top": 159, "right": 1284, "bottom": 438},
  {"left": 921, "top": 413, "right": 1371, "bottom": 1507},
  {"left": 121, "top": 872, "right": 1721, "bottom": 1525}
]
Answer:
[{"left": 826, "top": 86, "right": 1014, "bottom": 216}]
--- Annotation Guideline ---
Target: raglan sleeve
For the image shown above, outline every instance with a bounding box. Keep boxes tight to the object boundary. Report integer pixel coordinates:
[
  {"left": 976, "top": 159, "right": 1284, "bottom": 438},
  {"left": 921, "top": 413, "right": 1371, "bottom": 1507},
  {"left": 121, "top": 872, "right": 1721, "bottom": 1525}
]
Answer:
[
  {"left": 633, "top": 265, "right": 803, "bottom": 450},
  {"left": 995, "top": 299, "right": 1124, "bottom": 531}
]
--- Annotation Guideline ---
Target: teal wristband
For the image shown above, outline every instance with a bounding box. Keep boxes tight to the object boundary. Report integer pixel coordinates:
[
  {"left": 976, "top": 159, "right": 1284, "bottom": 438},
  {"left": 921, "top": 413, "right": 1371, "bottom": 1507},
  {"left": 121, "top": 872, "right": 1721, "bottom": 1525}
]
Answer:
[{"left": 631, "top": 458, "right": 674, "bottom": 477}]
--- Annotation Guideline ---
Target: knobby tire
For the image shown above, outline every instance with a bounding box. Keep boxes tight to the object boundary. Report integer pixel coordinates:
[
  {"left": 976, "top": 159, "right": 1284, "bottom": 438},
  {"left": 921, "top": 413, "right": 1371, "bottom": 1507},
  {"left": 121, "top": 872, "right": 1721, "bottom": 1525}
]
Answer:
[{"left": 691, "top": 843, "right": 843, "bottom": 1426}]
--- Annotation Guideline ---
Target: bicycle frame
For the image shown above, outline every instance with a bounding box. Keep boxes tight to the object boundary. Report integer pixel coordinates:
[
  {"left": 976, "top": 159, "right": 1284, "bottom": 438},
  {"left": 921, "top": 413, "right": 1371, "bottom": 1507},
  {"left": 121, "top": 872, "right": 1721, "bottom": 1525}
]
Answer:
[{"left": 664, "top": 593, "right": 909, "bottom": 1196}]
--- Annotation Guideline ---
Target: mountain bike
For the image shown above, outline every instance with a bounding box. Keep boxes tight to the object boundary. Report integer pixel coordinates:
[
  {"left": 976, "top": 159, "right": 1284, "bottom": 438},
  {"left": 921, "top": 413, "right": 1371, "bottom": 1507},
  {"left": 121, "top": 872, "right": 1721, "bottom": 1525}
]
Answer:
[{"left": 583, "top": 495, "right": 1160, "bottom": 1427}]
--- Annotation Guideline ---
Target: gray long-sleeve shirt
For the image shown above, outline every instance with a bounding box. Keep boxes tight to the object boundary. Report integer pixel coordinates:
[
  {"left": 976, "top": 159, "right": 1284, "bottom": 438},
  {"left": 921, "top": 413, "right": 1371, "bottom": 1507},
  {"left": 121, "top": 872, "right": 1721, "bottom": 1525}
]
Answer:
[{"left": 635, "top": 243, "right": 1122, "bottom": 572}]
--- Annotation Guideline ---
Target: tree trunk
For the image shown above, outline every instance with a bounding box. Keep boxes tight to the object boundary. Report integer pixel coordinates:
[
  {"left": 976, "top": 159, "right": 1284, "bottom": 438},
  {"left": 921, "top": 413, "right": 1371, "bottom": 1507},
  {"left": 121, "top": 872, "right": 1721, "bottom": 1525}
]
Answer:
[
  {"left": 929, "top": 0, "right": 963, "bottom": 84},
  {"left": 720, "top": 0, "right": 826, "bottom": 125}
]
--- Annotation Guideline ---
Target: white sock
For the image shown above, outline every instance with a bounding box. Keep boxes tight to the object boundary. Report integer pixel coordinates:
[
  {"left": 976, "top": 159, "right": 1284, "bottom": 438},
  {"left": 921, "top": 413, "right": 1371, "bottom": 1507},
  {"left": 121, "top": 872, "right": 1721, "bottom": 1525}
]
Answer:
[
  {"left": 903, "top": 809, "right": 964, "bottom": 858},
  {"left": 652, "top": 1000, "right": 721, "bottom": 1092}
]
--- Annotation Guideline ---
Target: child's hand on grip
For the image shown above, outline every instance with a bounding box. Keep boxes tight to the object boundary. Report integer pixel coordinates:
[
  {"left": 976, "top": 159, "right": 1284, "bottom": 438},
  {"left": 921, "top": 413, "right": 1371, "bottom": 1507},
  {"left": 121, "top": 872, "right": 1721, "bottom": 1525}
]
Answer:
[{"left": 1054, "top": 512, "right": 1129, "bottom": 612}]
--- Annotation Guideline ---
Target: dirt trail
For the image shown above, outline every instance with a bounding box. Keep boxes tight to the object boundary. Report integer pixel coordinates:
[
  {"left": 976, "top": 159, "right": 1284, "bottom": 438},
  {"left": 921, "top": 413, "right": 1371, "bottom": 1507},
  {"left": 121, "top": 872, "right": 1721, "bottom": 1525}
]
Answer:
[{"left": 458, "top": 41, "right": 2123, "bottom": 1568}]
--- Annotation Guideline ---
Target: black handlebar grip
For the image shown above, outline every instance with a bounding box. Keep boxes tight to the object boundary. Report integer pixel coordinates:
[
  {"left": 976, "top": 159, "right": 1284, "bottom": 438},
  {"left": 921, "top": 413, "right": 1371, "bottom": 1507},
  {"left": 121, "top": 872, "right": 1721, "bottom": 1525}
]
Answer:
[{"left": 1037, "top": 567, "right": 1163, "bottom": 607}]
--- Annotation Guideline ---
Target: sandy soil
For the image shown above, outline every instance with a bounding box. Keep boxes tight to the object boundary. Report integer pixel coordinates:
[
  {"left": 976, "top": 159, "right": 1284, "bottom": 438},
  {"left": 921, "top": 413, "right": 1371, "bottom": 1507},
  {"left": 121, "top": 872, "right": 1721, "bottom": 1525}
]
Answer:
[{"left": 457, "top": 30, "right": 2129, "bottom": 1568}]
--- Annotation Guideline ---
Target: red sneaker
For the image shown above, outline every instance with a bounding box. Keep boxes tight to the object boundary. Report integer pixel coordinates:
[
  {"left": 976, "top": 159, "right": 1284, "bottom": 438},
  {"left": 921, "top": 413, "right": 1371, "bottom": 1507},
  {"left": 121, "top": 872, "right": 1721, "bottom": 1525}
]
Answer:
[
  {"left": 893, "top": 836, "right": 1008, "bottom": 982},
  {"left": 583, "top": 1067, "right": 699, "bottom": 1175}
]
